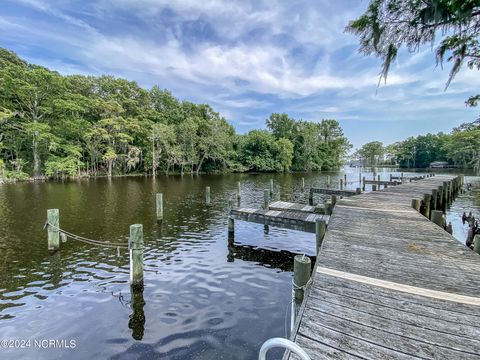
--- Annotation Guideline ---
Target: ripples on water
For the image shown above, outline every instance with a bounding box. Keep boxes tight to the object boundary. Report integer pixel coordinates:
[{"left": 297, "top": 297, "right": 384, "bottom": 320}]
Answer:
[{"left": 0, "top": 169, "right": 477, "bottom": 359}]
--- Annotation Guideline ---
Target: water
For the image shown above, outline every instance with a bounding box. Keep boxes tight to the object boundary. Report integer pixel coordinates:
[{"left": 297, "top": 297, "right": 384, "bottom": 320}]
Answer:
[{"left": 0, "top": 168, "right": 477, "bottom": 359}]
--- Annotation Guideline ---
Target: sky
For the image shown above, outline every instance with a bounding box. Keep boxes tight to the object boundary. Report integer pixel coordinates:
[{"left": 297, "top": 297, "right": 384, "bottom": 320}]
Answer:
[{"left": 0, "top": 0, "right": 478, "bottom": 149}]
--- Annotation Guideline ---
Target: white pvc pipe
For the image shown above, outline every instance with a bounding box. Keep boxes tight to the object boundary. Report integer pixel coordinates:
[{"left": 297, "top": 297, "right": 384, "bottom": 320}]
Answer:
[{"left": 258, "top": 338, "right": 311, "bottom": 360}]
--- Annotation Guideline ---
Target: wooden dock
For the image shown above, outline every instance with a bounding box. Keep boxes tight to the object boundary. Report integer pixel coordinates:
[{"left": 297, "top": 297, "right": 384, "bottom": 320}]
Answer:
[
  {"left": 310, "top": 187, "right": 360, "bottom": 197},
  {"left": 285, "top": 175, "right": 480, "bottom": 359},
  {"left": 268, "top": 200, "right": 325, "bottom": 214},
  {"left": 363, "top": 179, "right": 399, "bottom": 186},
  {"left": 230, "top": 207, "right": 329, "bottom": 233}
]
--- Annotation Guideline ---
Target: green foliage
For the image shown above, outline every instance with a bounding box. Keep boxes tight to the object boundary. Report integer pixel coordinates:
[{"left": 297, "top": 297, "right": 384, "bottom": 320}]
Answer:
[
  {"left": 347, "top": 0, "right": 480, "bottom": 104},
  {"left": 0, "top": 48, "right": 351, "bottom": 178},
  {"left": 357, "top": 141, "right": 384, "bottom": 166},
  {"left": 379, "top": 123, "right": 479, "bottom": 169}
]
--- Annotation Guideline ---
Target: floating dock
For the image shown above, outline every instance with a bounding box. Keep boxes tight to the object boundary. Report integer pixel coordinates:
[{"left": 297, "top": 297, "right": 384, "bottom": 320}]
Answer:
[
  {"left": 285, "top": 175, "right": 480, "bottom": 359},
  {"left": 268, "top": 201, "right": 325, "bottom": 214}
]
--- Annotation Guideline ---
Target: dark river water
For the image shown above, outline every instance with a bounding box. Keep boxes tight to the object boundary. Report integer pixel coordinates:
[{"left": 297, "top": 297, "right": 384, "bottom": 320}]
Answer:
[{"left": 0, "top": 168, "right": 478, "bottom": 360}]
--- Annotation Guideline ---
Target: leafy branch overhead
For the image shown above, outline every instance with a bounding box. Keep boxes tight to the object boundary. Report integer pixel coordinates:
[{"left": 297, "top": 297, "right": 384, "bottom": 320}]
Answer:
[{"left": 346, "top": 0, "right": 480, "bottom": 105}]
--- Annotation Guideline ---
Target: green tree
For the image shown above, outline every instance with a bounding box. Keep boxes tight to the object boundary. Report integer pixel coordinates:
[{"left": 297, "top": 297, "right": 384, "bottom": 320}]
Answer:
[
  {"left": 347, "top": 0, "right": 480, "bottom": 105},
  {"left": 358, "top": 141, "right": 384, "bottom": 166}
]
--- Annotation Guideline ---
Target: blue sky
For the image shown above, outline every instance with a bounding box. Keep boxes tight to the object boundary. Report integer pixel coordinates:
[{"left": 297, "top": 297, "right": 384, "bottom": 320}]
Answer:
[{"left": 1, "top": 0, "right": 478, "bottom": 149}]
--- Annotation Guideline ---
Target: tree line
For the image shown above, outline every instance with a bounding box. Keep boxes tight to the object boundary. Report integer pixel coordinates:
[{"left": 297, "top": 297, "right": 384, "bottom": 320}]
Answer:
[
  {"left": 354, "top": 120, "right": 480, "bottom": 172},
  {"left": 0, "top": 48, "right": 351, "bottom": 180}
]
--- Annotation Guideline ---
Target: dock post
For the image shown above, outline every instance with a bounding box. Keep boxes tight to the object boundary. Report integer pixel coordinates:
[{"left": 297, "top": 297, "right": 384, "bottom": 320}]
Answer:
[
  {"left": 359, "top": 172, "right": 362, "bottom": 184},
  {"left": 293, "top": 255, "right": 311, "bottom": 301},
  {"left": 442, "top": 181, "right": 448, "bottom": 208},
  {"left": 156, "top": 193, "right": 163, "bottom": 223},
  {"left": 389, "top": 174, "right": 392, "bottom": 182},
  {"left": 331, "top": 195, "right": 337, "bottom": 206},
  {"left": 344, "top": 174, "right": 347, "bottom": 184},
  {"left": 430, "top": 210, "right": 444, "bottom": 228},
  {"left": 47, "top": 209, "right": 60, "bottom": 251},
  {"left": 237, "top": 182, "right": 241, "bottom": 203},
  {"left": 325, "top": 201, "right": 333, "bottom": 215},
  {"left": 270, "top": 179, "right": 274, "bottom": 196},
  {"left": 315, "top": 220, "right": 326, "bottom": 254},
  {"left": 431, "top": 189, "right": 438, "bottom": 210},
  {"left": 129, "top": 224, "right": 144, "bottom": 289},
  {"left": 422, "top": 194, "right": 431, "bottom": 218},
  {"left": 356, "top": 187, "right": 361, "bottom": 195},
  {"left": 372, "top": 184, "right": 377, "bottom": 191},
  {"left": 340, "top": 179, "right": 344, "bottom": 190},
  {"left": 276, "top": 185, "right": 281, "bottom": 201},
  {"left": 401, "top": 172, "right": 404, "bottom": 183},
  {"left": 327, "top": 175, "right": 331, "bottom": 188},
  {"left": 474, "top": 235, "right": 480, "bottom": 255},
  {"left": 362, "top": 177, "right": 365, "bottom": 191},
  {"left": 301, "top": 177, "right": 305, "bottom": 190},
  {"left": 437, "top": 186, "right": 443, "bottom": 208},
  {"left": 377, "top": 175, "right": 380, "bottom": 182},
  {"left": 411, "top": 199, "right": 421, "bottom": 212},
  {"left": 309, "top": 189, "right": 314, "bottom": 206},
  {"left": 264, "top": 189, "right": 270, "bottom": 210},
  {"left": 206, "top": 186, "right": 211, "bottom": 205}
]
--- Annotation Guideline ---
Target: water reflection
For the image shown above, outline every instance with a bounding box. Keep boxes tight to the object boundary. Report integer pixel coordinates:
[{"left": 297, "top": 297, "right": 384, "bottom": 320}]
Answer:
[{"left": 129, "top": 287, "right": 146, "bottom": 341}]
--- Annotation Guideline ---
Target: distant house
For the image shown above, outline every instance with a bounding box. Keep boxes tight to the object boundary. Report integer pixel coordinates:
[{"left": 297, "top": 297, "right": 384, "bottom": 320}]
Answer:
[{"left": 430, "top": 161, "right": 449, "bottom": 168}]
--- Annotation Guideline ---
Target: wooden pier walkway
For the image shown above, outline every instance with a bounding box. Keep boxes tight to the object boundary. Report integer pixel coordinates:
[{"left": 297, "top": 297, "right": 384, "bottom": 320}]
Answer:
[{"left": 285, "top": 175, "right": 480, "bottom": 359}]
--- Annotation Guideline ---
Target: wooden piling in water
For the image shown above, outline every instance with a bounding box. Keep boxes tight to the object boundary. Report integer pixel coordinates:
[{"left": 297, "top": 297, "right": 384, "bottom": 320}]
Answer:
[
  {"left": 315, "top": 220, "right": 326, "bottom": 254},
  {"left": 372, "top": 184, "right": 377, "bottom": 191},
  {"left": 206, "top": 186, "right": 211, "bottom": 205},
  {"left": 356, "top": 187, "right": 361, "bottom": 195},
  {"left": 129, "top": 224, "right": 144, "bottom": 289},
  {"left": 264, "top": 189, "right": 270, "bottom": 210},
  {"left": 344, "top": 174, "right": 347, "bottom": 184},
  {"left": 301, "top": 177, "right": 305, "bottom": 190},
  {"left": 359, "top": 173, "right": 362, "bottom": 183},
  {"left": 340, "top": 178, "right": 343, "bottom": 190},
  {"left": 327, "top": 175, "right": 331, "bottom": 188},
  {"left": 362, "top": 177, "right": 365, "bottom": 191},
  {"left": 293, "top": 255, "right": 311, "bottom": 301},
  {"left": 411, "top": 199, "right": 421, "bottom": 212},
  {"left": 331, "top": 195, "right": 337, "bottom": 206},
  {"left": 422, "top": 193, "right": 431, "bottom": 218},
  {"left": 270, "top": 179, "right": 274, "bottom": 196},
  {"left": 156, "top": 193, "right": 163, "bottom": 223},
  {"left": 430, "top": 210, "right": 444, "bottom": 228},
  {"left": 47, "top": 209, "right": 60, "bottom": 251},
  {"left": 431, "top": 189, "right": 437, "bottom": 210},
  {"left": 325, "top": 201, "right": 333, "bottom": 215},
  {"left": 237, "top": 182, "right": 241, "bottom": 202}
]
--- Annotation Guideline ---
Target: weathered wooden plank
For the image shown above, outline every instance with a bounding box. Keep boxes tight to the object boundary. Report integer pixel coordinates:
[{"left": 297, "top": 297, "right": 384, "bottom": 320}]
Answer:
[
  {"left": 268, "top": 200, "right": 325, "bottom": 214},
  {"left": 230, "top": 208, "right": 329, "bottom": 233},
  {"left": 363, "top": 179, "right": 399, "bottom": 186},
  {"left": 310, "top": 187, "right": 359, "bottom": 196}
]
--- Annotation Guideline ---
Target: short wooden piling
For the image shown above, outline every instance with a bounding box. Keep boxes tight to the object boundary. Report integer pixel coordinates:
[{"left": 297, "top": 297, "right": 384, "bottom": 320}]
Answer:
[
  {"left": 325, "top": 201, "right": 333, "bottom": 215},
  {"left": 156, "top": 193, "right": 163, "bottom": 223},
  {"left": 377, "top": 175, "right": 380, "bottom": 182},
  {"left": 359, "top": 173, "right": 362, "bottom": 183},
  {"left": 315, "top": 220, "right": 326, "bottom": 254},
  {"left": 340, "top": 178, "right": 344, "bottom": 190},
  {"left": 264, "top": 189, "right": 270, "bottom": 210},
  {"left": 237, "top": 182, "right": 241, "bottom": 202},
  {"left": 206, "top": 186, "right": 211, "bottom": 205},
  {"left": 362, "top": 177, "right": 366, "bottom": 191},
  {"left": 411, "top": 199, "right": 421, "bottom": 212},
  {"left": 309, "top": 189, "right": 314, "bottom": 206},
  {"left": 327, "top": 175, "right": 331, "bottom": 187},
  {"left": 344, "top": 174, "right": 347, "bottom": 184},
  {"left": 372, "top": 184, "right": 377, "bottom": 191},
  {"left": 474, "top": 235, "right": 480, "bottom": 255},
  {"left": 270, "top": 179, "right": 274, "bottom": 196},
  {"left": 431, "top": 189, "right": 437, "bottom": 210},
  {"left": 293, "top": 255, "right": 311, "bottom": 301},
  {"left": 301, "top": 177, "right": 305, "bottom": 190},
  {"left": 356, "top": 187, "right": 361, "bottom": 195},
  {"left": 331, "top": 194, "right": 337, "bottom": 206},
  {"left": 47, "top": 209, "right": 60, "bottom": 251},
  {"left": 276, "top": 184, "right": 281, "bottom": 201},
  {"left": 129, "top": 224, "right": 144, "bottom": 289},
  {"left": 422, "top": 194, "right": 431, "bottom": 218},
  {"left": 430, "top": 210, "right": 444, "bottom": 228}
]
